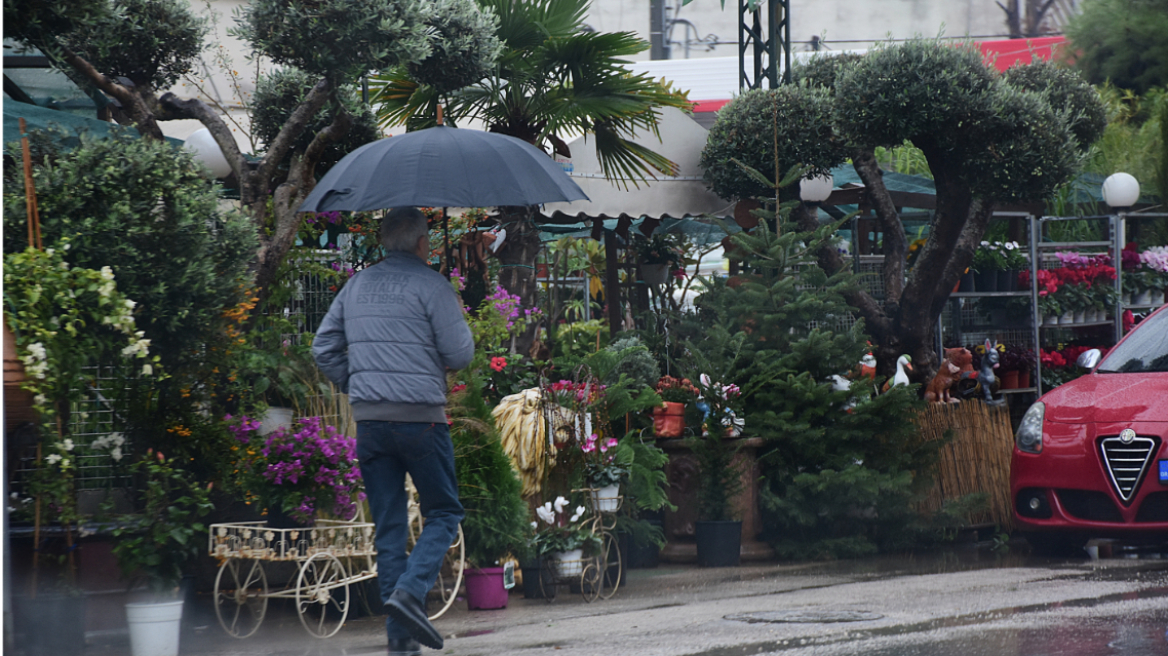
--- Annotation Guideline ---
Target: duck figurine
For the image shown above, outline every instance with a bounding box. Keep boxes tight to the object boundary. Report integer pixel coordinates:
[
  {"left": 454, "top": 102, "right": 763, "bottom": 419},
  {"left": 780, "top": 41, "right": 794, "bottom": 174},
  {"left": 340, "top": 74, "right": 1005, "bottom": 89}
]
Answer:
[{"left": 882, "top": 354, "right": 913, "bottom": 392}]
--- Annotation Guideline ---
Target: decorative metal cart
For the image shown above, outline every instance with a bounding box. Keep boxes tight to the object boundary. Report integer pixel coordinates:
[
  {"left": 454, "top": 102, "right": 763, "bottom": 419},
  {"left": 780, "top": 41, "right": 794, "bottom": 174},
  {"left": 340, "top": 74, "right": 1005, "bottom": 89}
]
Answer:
[
  {"left": 209, "top": 502, "right": 464, "bottom": 639},
  {"left": 537, "top": 487, "right": 623, "bottom": 603}
]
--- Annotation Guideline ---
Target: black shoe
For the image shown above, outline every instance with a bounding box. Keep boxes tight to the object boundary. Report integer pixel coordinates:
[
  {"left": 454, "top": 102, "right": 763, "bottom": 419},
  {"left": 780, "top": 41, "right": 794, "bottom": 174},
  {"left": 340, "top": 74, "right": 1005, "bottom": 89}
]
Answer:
[
  {"left": 385, "top": 589, "right": 443, "bottom": 650},
  {"left": 388, "top": 637, "right": 422, "bottom": 656}
]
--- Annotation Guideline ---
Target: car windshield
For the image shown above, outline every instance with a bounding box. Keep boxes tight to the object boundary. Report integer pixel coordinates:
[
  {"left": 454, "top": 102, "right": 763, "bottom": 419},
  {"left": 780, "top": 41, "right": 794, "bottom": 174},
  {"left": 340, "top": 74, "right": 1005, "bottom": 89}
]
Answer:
[{"left": 1097, "top": 310, "right": 1168, "bottom": 373}]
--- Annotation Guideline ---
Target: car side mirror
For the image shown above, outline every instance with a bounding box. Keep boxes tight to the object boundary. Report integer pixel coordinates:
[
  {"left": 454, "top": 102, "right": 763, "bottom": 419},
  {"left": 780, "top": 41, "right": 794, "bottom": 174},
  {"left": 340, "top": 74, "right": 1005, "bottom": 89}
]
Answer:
[{"left": 1076, "top": 349, "right": 1101, "bottom": 370}]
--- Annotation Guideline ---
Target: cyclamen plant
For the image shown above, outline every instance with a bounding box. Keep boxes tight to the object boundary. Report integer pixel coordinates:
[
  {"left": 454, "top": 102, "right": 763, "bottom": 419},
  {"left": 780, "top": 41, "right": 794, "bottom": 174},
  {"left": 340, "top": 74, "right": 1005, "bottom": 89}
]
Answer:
[
  {"left": 580, "top": 433, "right": 627, "bottom": 487},
  {"left": 227, "top": 415, "right": 364, "bottom": 523},
  {"left": 530, "top": 496, "right": 598, "bottom": 555}
]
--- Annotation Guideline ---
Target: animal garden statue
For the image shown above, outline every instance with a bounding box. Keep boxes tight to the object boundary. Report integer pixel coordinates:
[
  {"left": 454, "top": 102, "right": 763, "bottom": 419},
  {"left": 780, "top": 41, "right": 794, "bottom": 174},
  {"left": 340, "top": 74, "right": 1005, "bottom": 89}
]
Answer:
[
  {"left": 881, "top": 354, "right": 913, "bottom": 393},
  {"left": 977, "top": 339, "right": 1005, "bottom": 405},
  {"left": 925, "top": 348, "right": 971, "bottom": 403}
]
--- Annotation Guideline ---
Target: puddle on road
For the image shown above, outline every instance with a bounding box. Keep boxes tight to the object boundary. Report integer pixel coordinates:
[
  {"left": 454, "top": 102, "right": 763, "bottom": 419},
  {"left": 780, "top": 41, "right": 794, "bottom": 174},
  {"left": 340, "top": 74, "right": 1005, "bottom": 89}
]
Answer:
[{"left": 727, "top": 610, "right": 884, "bottom": 624}]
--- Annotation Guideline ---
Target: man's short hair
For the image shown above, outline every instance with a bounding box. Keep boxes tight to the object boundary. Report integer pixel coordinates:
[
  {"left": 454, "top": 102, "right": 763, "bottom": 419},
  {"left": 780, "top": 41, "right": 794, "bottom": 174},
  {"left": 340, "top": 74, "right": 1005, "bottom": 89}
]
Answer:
[{"left": 381, "top": 207, "right": 429, "bottom": 253}]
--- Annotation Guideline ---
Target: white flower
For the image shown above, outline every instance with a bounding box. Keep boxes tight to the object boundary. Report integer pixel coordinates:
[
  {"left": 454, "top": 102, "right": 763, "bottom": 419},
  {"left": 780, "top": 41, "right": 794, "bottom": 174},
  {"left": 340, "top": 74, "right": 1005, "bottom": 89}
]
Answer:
[
  {"left": 110, "top": 446, "right": 123, "bottom": 462},
  {"left": 141, "top": 363, "right": 153, "bottom": 376},
  {"left": 62, "top": 439, "right": 74, "bottom": 452},
  {"left": 61, "top": 458, "right": 69, "bottom": 468},
  {"left": 99, "top": 266, "right": 114, "bottom": 280},
  {"left": 536, "top": 503, "right": 556, "bottom": 525},
  {"left": 45, "top": 248, "right": 55, "bottom": 256},
  {"left": 26, "top": 342, "right": 46, "bottom": 361},
  {"left": 33, "top": 394, "right": 46, "bottom": 406},
  {"left": 569, "top": 506, "right": 586, "bottom": 523},
  {"left": 530, "top": 521, "right": 538, "bottom": 530},
  {"left": 91, "top": 436, "right": 108, "bottom": 449},
  {"left": 124, "top": 299, "right": 136, "bottom": 309},
  {"left": 10, "top": 493, "right": 19, "bottom": 500},
  {"left": 700, "top": 373, "right": 712, "bottom": 388},
  {"left": 980, "top": 241, "right": 990, "bottom": 247},
  {"left": 62, "top": 242, "right": 70, "bottom": 251},
  {"left": 553, "top": 496, "right": 569, "bottom": 513},
  {"left": 110, "top": 432, "right": 125, "bottom": 446},
  {"left": 45, "top": 453, "right": 61, "bottom": 465}
]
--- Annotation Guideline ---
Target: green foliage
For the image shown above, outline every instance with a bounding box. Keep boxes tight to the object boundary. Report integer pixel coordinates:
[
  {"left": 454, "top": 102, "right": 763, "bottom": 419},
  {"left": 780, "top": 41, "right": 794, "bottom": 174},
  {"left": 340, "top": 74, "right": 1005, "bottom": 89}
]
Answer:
[
  {"left": 602, "top": 337, "right": 660, "bottom": 390},
  {"left": 701, "top": 86, "right": 848, "bottom": 201},
  {"left": 405, "top": 0, "right": 502, "bottom": 94},
  {"left": 3, "top": 130, "right": 257, "bottom": 375},
  {"left": 251, "top": 69, "right": 381, "bottom": 176},
  {"left": 449, "top": 376, "right": 529, "bottom": 567},
  {"left": 1065, "top": 0, "right": 1168, "bottom": 95},
  {"left": 1083, "top": 86, "right": 1167, "bottom": 197},
  {"left": 372, "top": 0, "right": 691, "bottom": 185},
  {"left": 552, "top": 319, "right": 609, "bottom": 362},
  {"left": 1002, "top": 59, "right": 1107, "bottom": 150},
  {"left": 61, "top": 0, "right": 208, "bottom": 90},
  {"left": 232, "top": 0, "right": 435, "bottom": 81},
  {"left": 792, "top": 53, "right": 865, "bottom": 89},
  {"left": 106, "top": 451, "right": 214, "bottom": 596},
  {"left": 3, "top": 0, "right": 108, "bottom": 51}
]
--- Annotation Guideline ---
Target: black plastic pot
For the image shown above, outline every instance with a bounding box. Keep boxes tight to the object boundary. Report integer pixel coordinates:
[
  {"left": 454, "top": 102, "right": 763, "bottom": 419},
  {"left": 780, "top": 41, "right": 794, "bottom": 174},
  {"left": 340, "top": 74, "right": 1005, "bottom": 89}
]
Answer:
[
  {"left": 694, "top": 520, "right": 742, "bottom": 568},
  {"left": 973, "top": 270, "right": 998, "bottom": 293},
  {"left": 626, "top": 520, "right": 663, "bottom": 569},
  {"left": 520, "top": 561, "right": 552, "bottom": 599},
  {"left": 959, "top": 271, "right": 975, "bottom": 292},
  {"left": 997, "top": 269, "right": 1016, "bottom": 292}
]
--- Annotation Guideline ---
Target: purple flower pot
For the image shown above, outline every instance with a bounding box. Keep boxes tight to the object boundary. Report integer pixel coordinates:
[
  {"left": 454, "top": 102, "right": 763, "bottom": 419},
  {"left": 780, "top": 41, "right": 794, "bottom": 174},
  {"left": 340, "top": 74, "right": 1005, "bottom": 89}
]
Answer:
[{"left": 464, "top": 567, "right": 509, "bottom": 610}]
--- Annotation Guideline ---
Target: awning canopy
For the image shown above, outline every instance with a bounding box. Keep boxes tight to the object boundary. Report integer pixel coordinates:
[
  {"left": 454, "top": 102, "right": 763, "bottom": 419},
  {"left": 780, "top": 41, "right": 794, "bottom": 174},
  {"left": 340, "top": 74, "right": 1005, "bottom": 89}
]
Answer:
[{"left": 541, "top": 106, "right": 733, "bottom": 224}]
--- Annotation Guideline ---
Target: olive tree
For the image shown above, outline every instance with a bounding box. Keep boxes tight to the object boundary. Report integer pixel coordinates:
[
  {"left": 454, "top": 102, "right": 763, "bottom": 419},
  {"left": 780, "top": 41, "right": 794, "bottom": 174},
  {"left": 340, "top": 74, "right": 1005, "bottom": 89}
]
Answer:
[
  {"left": 701, "top": 41, "right": 1105, "bottom": 379},
  {"left": 6, "top": 0, "right": 501, "bottom": 303}
]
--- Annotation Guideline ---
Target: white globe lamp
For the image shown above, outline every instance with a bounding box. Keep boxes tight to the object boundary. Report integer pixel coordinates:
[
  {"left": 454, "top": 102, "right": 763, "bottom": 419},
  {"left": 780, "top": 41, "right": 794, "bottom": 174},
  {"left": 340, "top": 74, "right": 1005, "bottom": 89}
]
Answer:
[
  {"left": 1102, "top": 172, "right": 1140, "bottom": 208},
  {"left": 800, "top": 173, "right": 834, "bottom": 203},
  {"left": 183, "top": 128, "right": 232, "bottom": 179}
]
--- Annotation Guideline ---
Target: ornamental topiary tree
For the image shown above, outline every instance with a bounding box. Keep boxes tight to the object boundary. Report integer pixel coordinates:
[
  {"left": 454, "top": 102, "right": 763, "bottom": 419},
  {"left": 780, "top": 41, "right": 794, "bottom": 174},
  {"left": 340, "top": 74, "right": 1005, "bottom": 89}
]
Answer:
[
  {"left": 5, "top": 0, "right": 502, "bottom": 306},
  {"left": 703, "top": 40, "right": 1106, "bottom": 379}
]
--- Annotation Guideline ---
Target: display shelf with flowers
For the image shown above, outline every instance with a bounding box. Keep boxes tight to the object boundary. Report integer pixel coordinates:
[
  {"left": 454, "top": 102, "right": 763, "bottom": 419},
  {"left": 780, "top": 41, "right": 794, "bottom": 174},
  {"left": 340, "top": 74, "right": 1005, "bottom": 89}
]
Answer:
[
  {"left": 970, "top": 241, "right": 1028, "bottom": 292},
  {"left": 652, "top": 375, "right": 698, "bottom": 438},
  {"left": 1040, "top": 344, "right": 1111, "bottom": 390},
  {"left": 999, "top": 343, "right": 1038, "bottom": 389},
  {"left": 1125, "top": 244, "right": 1168, "bottom": 306},
  {"left": 226, "top": 415, "right": 364, "bottom": 527}
]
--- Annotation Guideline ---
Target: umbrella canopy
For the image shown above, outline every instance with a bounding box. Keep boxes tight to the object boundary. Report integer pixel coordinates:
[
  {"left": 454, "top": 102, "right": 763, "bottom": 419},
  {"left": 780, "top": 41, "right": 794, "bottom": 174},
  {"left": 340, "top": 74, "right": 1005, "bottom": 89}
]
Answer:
[{"left": 299, "top": 125, "right": 588, "bottom": 213}]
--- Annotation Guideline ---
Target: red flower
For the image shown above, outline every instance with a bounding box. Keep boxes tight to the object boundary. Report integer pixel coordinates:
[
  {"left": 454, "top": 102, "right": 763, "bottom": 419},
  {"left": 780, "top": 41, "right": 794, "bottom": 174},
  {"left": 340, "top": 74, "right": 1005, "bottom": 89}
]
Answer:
[
  {"left": 490, "top": 356, "right": 507, "bottom": 372},
  {"left": 450, "top": 383, "right": 467, "bottom": 394}
]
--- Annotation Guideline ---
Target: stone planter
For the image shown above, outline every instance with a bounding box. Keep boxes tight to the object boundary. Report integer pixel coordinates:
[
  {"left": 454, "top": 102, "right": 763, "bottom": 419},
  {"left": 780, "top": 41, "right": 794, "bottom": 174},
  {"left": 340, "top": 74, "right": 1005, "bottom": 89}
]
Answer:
[{"left": 641, "top": 263, "right": 670, "bottom": 286}]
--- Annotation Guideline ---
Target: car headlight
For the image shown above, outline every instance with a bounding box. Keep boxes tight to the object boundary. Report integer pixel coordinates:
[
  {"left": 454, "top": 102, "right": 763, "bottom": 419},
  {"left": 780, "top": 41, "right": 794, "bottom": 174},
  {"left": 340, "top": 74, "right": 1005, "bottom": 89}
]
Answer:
[{"left": 1016, "top": 401, "right": 1045, "bottom": 454}]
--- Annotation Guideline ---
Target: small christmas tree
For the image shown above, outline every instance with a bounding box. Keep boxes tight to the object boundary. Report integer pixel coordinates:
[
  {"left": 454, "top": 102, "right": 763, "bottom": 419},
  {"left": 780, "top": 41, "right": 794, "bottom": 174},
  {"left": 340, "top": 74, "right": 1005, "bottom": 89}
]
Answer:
[{"left": 678, "top": 168, "right": 935, "bottom": 558}]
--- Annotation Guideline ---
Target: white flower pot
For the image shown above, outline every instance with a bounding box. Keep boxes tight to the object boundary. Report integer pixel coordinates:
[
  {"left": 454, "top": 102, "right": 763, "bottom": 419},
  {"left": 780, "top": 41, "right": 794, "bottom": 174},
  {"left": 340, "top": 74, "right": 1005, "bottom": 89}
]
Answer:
[
  {"left": 590, "top": 484, "right": 620, "bottom": 513},
  {"left": 1133, "top": 290, "right": 1153, "bottom": 305},
  {"left": 1043, "top": 314, "right": 1059, "bottom": 327},
  {"left": 641, "top": 263, "right": 670, "bottom": 286},
  {"left": 260, "top": 406, "right": 294, "bottom": 436},
  {"left": 1074, "top": 310, "right": 1086, "bottom": 324},
  {"left": 553, "top": 549, "right": 584, "bottom": 577},
  {"left": 1059, "top": 312, "right": 1075, "bottom": 326},
  {"left": 1152, "top": 291, "right": 1166, "bottom": 306},
  {"left": 126, "top": 599, "right": 183, "bottom": 656},
  {"left": 1122, "top": 293, "right": 1132, "bottom": 304}
]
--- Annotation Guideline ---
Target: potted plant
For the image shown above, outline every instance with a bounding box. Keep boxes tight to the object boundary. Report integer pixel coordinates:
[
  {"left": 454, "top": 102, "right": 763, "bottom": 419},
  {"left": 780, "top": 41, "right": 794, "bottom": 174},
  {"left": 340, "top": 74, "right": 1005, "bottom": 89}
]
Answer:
[
  {"left": 107, "top": 450, "right": 213, "bottom": 656},
  {"left": 686, "top": 374, "right": 745, "bottom": 568},
  {"left": 531, "top": 496, "right": 599, "bottom": 577},
  {"left": 450, "top": 374, "right": 530, "bottom": 610},
  {"left": 633, "top": 231, "right": 683, "bottom": 286},
  {"left": 580, "top": 433, "right": 629, "bottom": 512},
  {"left": 653, "top": 376, "right": 697, "bottom": 438},
  {"left": 226, "top": 415, "right": 364, "bottom": 527},
  {"left": 971, "top": 241, "right": 1008, "bottom": 292}
]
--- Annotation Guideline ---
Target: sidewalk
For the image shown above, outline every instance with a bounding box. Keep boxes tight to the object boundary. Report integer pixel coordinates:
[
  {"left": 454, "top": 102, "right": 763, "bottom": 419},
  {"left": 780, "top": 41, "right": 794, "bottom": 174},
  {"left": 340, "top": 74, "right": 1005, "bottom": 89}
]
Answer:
[{"left": 83, "top": 563, "right": 806, "bottom": 656}]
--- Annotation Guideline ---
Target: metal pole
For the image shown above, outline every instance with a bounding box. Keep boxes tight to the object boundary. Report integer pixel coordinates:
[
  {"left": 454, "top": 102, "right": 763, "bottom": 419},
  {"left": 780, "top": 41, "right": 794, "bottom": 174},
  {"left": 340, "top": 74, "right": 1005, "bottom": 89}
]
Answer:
[
  {"left": 1112, "top": 213, "right": 1125, "bottom": 342},
  {"left": 1030, "top": 215, "right": 1042, "bottom": 396}
]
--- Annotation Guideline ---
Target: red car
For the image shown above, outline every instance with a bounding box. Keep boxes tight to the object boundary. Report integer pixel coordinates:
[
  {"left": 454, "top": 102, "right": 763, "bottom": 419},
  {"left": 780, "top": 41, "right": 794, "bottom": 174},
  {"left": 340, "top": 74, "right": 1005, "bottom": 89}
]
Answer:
[{"left": 1011, "top": 304, "right": 1168, "bottom": 555}]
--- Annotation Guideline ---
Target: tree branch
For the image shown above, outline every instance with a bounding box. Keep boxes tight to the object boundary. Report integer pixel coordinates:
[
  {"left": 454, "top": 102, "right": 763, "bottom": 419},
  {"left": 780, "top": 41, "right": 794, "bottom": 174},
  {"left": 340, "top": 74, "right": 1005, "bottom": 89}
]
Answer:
[
  {"left": 158, "top": 92, "right": 246, "bottom": 181},
  {"left": 60, "top": 48, "right": 164, "bottom": 140},
  {"left": 256, "top": 77, "right": 334, "bottom": 199},
  {"left": 851, "top": 147, "right": 906, "bottom": 310}
]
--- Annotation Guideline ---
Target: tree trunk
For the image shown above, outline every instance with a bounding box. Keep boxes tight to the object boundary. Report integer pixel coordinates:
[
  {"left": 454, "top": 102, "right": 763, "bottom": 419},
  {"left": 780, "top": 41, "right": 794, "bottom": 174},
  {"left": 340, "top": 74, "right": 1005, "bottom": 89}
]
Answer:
[{"left": 494, "top": 206, "right": 542, "bottom": 354}]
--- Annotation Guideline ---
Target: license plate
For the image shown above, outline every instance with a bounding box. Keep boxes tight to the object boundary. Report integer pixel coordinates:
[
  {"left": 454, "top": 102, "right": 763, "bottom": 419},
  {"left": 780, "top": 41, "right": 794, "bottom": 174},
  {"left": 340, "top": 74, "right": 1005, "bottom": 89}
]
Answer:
[{"left": 1160, "top": 460, "right": 1168, "bottom": 484}]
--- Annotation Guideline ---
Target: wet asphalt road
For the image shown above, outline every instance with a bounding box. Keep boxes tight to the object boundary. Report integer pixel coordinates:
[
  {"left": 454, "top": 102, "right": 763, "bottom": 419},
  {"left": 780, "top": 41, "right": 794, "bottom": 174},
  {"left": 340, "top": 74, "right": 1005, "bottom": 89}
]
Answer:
[{"left": 83, "top": 543, "right": 1168, "bottom": 656}]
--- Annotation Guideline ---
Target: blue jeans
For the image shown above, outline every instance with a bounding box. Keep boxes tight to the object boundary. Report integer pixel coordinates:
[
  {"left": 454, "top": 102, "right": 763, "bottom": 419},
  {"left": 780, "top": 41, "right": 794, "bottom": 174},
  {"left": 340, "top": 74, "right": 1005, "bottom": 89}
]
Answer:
[{"left": 357, "top": 421, "right": 464, "bottom": 640}]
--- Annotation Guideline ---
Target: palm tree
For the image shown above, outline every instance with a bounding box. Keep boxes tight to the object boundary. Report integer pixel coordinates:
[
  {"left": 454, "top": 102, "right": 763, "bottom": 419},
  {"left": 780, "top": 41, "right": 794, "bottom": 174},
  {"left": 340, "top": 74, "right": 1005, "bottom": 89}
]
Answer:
[{"left": 370, "top": 0, "right": 691, "bottom": 337}]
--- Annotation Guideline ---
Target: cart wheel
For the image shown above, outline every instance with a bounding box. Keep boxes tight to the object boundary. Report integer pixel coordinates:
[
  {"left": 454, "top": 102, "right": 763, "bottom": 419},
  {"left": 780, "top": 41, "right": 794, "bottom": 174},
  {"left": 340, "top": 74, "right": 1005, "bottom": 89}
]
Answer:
[
  {"left": 538, "top": 557, "right": 558, "bottom": 603},
  {"left": 428, "top": 524, "right": 465, "bottom": 619},
  {"left": 580, "top": 561, "right": 601, "bottom": 603},
  {"left": 213, "top": 558, "right": 268, "bottom": 639},
  {"left": 295, "top": 552, "right": 349, "bottom": 638},
  {"left": 599, "top": 531, "right": 622, "bottom": 599}
]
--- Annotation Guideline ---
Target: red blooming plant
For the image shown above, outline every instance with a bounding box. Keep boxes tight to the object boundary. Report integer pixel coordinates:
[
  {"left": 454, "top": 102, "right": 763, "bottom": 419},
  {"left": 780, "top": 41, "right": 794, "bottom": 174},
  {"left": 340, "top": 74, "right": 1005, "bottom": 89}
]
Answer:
[
  {"left": 490, "top": 356, "right": 508, "bottom": 372},
  {"left": 655, "top": 375, "right": 699, "bottom": 404},
  {"left": 227, "top": 415, "right": 364, "bottom": 523}
]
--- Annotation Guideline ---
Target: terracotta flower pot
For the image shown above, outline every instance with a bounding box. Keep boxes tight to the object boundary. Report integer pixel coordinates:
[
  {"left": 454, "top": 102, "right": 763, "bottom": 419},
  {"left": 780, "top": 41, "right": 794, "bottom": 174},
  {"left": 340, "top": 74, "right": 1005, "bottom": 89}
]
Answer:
[
  {"left": 1019, "top": 369, "right": 1031, "bottom": 389},
  {"left": 652, "top": 402, "right": 686, "bottom": 438},
  {"left": 1000, "top": 369, "right": 1020, "bottom": 390}
]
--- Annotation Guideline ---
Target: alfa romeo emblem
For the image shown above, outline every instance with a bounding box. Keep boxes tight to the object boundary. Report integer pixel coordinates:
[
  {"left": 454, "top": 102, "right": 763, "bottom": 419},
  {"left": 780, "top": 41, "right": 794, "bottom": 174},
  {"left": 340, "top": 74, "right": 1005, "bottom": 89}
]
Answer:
[{"left": 1119, "top": 429, "right": 1136, "bottom": 444}]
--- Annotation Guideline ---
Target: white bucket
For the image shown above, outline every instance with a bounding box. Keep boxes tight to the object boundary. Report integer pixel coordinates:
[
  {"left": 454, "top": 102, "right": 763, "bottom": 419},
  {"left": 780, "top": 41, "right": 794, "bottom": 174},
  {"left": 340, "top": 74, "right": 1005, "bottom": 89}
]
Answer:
[
  {"left": 260, "top": 406, "right": 294, "bottom": 435},
  {"left": 553, "top": 549, "right": 584, "bottom": 577},
  {"left": 125, "top": 600, "right": 183, "bottom": 656}
]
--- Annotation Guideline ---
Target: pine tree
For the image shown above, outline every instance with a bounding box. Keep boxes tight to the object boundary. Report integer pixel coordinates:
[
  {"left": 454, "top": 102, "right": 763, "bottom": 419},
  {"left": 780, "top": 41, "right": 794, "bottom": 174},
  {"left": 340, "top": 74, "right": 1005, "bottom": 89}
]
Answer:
[{"left": 678, "top": 177, "right": 935, "bottom": 558}]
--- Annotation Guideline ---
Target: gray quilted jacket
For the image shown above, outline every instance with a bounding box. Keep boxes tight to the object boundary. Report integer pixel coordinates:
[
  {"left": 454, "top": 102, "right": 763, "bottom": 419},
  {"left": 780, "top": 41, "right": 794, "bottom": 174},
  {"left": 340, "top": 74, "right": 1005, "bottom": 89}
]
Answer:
[{"left": 312, "top": 252, "right": 474, "bottom": 423}]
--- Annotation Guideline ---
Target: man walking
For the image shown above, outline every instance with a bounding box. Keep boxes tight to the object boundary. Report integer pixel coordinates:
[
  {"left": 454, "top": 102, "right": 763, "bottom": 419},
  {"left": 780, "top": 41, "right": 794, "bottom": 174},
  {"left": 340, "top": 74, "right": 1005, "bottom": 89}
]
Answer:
[{"left": 313, "top": 207, "right": 473, "bottom": 655}]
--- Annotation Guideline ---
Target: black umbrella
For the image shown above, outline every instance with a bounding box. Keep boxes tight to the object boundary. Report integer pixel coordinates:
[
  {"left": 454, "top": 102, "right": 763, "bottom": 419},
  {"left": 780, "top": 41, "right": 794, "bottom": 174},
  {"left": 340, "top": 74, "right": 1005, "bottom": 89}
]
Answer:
[{"left": 298, "top": 125, "right": 588, "bottom": 213}]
